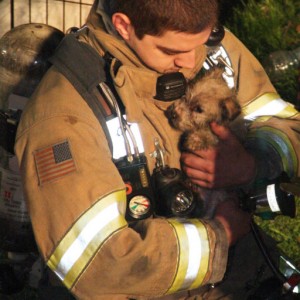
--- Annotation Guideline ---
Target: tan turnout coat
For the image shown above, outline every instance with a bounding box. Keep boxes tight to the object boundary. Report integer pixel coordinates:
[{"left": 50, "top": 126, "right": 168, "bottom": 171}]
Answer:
[{"left": 15, "top": 3, "right": 300, "bottom": 300}]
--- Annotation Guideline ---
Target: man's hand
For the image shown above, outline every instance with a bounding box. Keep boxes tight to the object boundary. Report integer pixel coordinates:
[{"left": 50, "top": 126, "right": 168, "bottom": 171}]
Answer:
[
  {"left": 215, "top": 199, "right": 251, "bottom": 246},
  {"left": 180, "top": 122, "right": 256, "bottom": 188}
]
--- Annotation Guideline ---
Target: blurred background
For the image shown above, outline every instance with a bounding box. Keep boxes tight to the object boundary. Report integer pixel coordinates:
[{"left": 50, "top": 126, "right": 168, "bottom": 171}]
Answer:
[{"left": 0, "top": 0, "right": 93, "bottom": 37}]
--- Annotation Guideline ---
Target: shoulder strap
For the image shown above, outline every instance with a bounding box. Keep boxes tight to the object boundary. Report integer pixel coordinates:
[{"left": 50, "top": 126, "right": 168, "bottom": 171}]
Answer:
[{"left": 49, "top": 32, "right": 113, "bottom": 151}]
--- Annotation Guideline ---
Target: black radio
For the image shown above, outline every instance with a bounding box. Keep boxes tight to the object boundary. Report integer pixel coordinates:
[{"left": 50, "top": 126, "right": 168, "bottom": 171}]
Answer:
[{"left": 155, "top": 72, "right": 187, "bottom": 101}]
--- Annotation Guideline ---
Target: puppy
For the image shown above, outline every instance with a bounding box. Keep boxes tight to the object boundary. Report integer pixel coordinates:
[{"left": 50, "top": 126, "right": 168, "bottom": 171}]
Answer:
[
  {"left": 166, "top": 67, "right": 244, "bottom": 218},
  {"left": 166, "top": 67, "right": 243, "bottom": 151}
]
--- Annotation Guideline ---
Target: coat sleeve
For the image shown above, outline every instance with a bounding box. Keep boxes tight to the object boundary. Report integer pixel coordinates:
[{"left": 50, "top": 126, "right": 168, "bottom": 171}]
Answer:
[
  {"left": 223, "top": 30, "right": 300, "bottom": 182},
  {"left": 15, "top": 68, "right": 229, "bottom": 299}
]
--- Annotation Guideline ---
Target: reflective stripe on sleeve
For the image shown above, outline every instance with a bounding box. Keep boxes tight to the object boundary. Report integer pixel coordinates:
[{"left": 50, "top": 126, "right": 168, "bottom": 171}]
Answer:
[
  {"left": 247, "top": 127, "right": 298, "bottom": 178},
  {"left": 243, "top": 93, "right": 298, "bottom": 121},
  {"left": 166, "top": 219, "right": 210, "bottom": 294},
  {"left": 47, "top": 190, "right": 127, "bottom": 289}
]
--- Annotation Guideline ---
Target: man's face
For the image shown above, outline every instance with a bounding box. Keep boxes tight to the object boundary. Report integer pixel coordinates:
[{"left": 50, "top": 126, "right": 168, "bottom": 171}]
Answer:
[{"left": 126, "top": 28, "right": 212, "bottom": 74}]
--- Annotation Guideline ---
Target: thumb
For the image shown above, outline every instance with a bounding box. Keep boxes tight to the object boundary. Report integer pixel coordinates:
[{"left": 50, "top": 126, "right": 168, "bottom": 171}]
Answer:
[{"left": 210, "top": 122, "right": 230, "bottom": 140}]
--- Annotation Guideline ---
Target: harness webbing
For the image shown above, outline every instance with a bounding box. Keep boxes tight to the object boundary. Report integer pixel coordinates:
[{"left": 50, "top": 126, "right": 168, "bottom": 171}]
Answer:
[{"left": 49, "top": 32, "right": 113, "bottom": 151}]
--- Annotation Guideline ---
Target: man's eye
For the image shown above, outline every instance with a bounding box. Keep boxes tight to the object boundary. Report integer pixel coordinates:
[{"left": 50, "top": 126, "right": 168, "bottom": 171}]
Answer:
[{"left": 162, "top": 50, "right": 175, "bottom": 56}]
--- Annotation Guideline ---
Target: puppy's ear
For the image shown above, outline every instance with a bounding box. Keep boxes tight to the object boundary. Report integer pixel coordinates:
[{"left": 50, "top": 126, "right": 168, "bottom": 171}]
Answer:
[
  {"left": 184, "top": 85, "right": 193, "bottom": 101},
  {"left": 219, "top": 97, "right": 241, "bottom": 123}
]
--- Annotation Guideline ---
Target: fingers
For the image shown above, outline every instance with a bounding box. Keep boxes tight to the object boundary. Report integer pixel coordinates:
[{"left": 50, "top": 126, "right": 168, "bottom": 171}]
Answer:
[
  {"left": 182, "top": 167, "right": 215, "bottom": 188},
  {"left": 181, "top": 149, "right": 217, "bottom": 170},
  {"left": 210, "top": 122, "right": 231, "bottom": 140},
  {"left": 181, "top": 150, "right": 218, "bottom": 188},
  {"left": 181, "top": 155, "right": 209, "bottom": 186},
  {"left": 189, "top": 177, "right": 214, "bottom": 188},
  {"left": 181, "top": 122, "right": 256, "bottom": 188}
]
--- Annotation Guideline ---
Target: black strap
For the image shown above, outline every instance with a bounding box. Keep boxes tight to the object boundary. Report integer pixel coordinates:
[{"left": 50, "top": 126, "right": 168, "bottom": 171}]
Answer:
[{"left": 49, "top": 32, "right": 113, "bottom": 151}]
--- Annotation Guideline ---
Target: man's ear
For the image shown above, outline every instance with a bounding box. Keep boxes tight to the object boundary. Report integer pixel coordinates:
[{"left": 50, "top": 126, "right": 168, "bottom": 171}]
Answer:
[{"left": 112, "top": 13, "right": 132, "bottom": 40}]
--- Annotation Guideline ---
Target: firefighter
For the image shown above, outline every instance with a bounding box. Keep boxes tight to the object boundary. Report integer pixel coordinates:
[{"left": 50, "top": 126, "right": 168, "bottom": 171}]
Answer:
[{"left": 15, "top": 0, "right": 300, "bottom": 299}]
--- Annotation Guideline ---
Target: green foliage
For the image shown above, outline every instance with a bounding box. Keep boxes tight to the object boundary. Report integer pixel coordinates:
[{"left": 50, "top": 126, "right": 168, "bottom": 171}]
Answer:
[
  {"left": 223, "top": 0, "right": 300, "bottom": 103},
  {"left": 224, "top": 0, "right": 299, "bottom": 60},
  {"left": 271, "top": 68, "right": 299, "bottom": 103},
  {"left": 254, "top": 196, "right": 300, "bottom": 268}
]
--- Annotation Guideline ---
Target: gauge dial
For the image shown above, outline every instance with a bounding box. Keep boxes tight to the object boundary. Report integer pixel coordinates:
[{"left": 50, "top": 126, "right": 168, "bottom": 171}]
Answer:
[{"left": 129, "top": 195, "right": 151, "bottom": 219}]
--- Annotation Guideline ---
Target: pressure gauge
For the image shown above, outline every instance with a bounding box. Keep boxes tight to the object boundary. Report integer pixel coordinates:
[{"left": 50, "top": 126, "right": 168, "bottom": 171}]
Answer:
[{"left": 129, "top": 195, "right": 151, "bottom": 219}]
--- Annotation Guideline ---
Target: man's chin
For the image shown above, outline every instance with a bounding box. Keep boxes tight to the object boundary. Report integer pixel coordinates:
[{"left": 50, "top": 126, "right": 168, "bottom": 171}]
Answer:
[{"left": 149, "top": 66, "right": 180, "bottom": 74}]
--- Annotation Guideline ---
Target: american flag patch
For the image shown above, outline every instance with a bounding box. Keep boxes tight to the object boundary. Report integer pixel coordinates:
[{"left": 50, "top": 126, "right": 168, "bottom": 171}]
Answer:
[{"left": 34, "top": 140, "right": 76, "bottom": 185}]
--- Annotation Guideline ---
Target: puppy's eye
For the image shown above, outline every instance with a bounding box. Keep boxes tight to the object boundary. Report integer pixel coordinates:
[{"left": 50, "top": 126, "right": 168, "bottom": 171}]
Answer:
[{"left": 191, "top": 105, "right": 203, "bottom": 113}]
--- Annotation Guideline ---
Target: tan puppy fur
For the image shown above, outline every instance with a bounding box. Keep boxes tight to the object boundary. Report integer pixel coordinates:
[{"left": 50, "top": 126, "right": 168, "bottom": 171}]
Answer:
[
  {"left": 166, "top": 67, "right": 242, "bottom": 151},
  {"left": 166, "top": 68, "right": 244, "bottom": 219}
]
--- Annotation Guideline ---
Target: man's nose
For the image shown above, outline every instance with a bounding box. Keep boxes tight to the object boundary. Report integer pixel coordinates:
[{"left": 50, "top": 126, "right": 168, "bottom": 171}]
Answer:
[{"left": 174, "top": 50, "right": 196, "bottom": 69}]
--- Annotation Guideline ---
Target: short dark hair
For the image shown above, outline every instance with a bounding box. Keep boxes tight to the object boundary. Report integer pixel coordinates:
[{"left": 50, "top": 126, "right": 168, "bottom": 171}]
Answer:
[{"left": 105, "top": 0, "right": 219, "bottom": 39}]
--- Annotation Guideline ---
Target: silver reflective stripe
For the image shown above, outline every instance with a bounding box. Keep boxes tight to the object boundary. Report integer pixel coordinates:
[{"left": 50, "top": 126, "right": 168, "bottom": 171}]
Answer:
[
  {"left": 47, "top": 190, "right": 127, "bottom": 288},
  {"left": 167, "top": 219, "right": 209, "bottom": 294},
  {"left": 182, "top": 223, "right": 202, "bottom": 289},
  {"left": 55, "top": 203, "right": 120, "bottom": 280},
  {"left": 266, "top": 184, "right": 281, "bottom": 212},
  {"left": 243, "top": 93, "right": 298, "bottom": 121},
  {"left": 203, "top": 45, "right": 235, "bottom": 89},
  {"left": 244, "top": 98, "right": 293, "bottom": 120},
  {"left": 106, "top": 116, "right": 144, "bottom": 159}
]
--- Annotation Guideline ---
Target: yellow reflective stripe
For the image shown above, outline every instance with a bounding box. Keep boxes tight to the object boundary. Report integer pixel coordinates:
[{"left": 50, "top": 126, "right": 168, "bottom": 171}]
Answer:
[
  {"left": 243, "top": 93, "right": 298, "bottom": 121},
  {"left": 247, "top": 127, "right": 298, "bottom": 177},
  {"left": 167, "top": 219, "right": 209, "bottom": 294},
  {"left": 168, "top": 220, "right": 188, "bottom": 292},
  {"left": 47, "top": 190, "right": 127, "bottom": 289}
]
